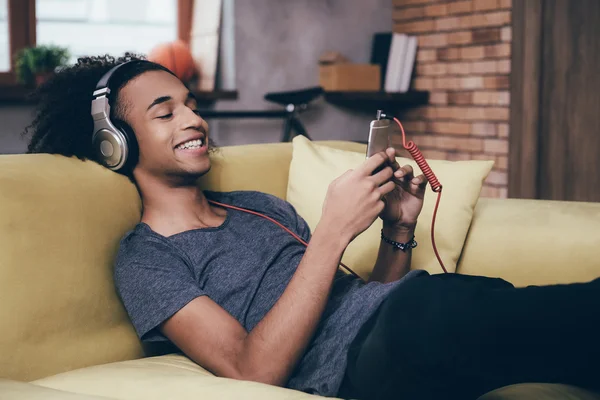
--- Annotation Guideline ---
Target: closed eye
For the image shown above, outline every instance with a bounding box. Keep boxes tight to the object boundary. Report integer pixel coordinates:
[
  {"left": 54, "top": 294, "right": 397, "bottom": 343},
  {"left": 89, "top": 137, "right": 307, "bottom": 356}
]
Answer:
[{"left": 157, "top": 113, "right": 173, "bottom": 120}]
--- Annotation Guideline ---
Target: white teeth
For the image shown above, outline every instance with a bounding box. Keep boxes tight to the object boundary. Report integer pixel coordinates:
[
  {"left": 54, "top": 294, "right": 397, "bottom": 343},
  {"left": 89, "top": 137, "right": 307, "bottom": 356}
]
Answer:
[{"left": 177, "top": 139, "right": 204, "bottom": 150}]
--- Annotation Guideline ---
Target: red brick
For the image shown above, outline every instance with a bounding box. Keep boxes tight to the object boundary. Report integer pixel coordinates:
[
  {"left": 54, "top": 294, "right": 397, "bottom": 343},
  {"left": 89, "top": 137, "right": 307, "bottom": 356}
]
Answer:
[
  {"left": 497, "top": 123, "right": 509, "bottom": 138},
  {"left": 463, "top": 107, "right": 509, "bottom": 121},
  {"left": 448, "top": 62, "right": 471, "bottom": 75},
  {"left": 395, "top": 0, "right": 435, "bottom": 5},
  {"left": 408, "top": 134, "right": 485, "bottom": 152},
  {"left": 447, "top": 152, "right": 472, "bottom": 161},
  {"left": 472, "top": 28, "right": 501, "bottom": 44},
  {"left": 472, "top": 153, "right": 495, "bottom": 161},
  {"left": 448, "top": 1, "right": 472, "bottom": 15},
  {"left": 392, "top": 6, "right": 425, "bottom": 21},
  {"left": 471, "top": 60, "right": 497, "bottom": 74},
  {"left": 484, "top": 138, "right": 509, "bottom": 154},
  {"left": 436, "top": 16, "right": 460, "bottom": 31},
  {"left": 473, "top": 90, "right": 510, "bottom": 105},
  {"left": 474, "top": 0, "right": 500, "bottom": 11},
  {"left": 402, "top": 120, "right": 428, "bottom": 132},
  {"left": 425, "top": 3, "right": 448, "bottom": 17},
  {"left": 417, "top": 49, "right": 437, "bottom": 62},
  {"left": 414, "top": 77, "right": 435, "bottom": 90},
  {"left": 501, "top": 26, "right": 512, "bottom": 41},
  {"left": 496, "top": 155, "right": 508, "bottom": 170},
  {"left": 461, "top": 46, "right": 486, "bottom": 60},
  {"left": 471, "top": 122, "right": 497, "bottom": 136},
  {"left": 499, "top": 0, "right": 512, "bottom": 8},
  {"left": 396, "top": 19, "right": 436, "bottom": 34},
  {"left": 485, "top": 43, "right": 511, "bottom": 58},
  {"left": 434, "top": 77, "right": 461, "bottom": 90},
  {"left": 497, "top": 59, "right": 511, "bottom": 73},
  {"left": 469, "top": 11, "right": 511, "bottom": 28},
  {"left": 429, "top": 91, "right": 448, "bottom": 105},
  {"left": 419, "top": 33, "right": 448, "bottom": 48},
  {"left": 417, "top": 63, "right": 447, "bottom": 76},
  {"left": 437, "top": 47, "right": 460, "bottom": 60},
  {"left": 428, "top": 121, "right": 472, "bottom": 135},
  {"left": 448, "top": 91, "right": 473, "bottom": 105},
  {"left": 486, "top": 170, "right": 508, "bottom": 185},
  {"left": 422, "top": 149, "right": 449, "bottom": 159},
  {"left": 484, "top": 75, "right": 510, "bottom": 89},
  {"left": 448, "top": 31, "right": 472, "bottom": 45},
  {"left": 460, "top": 76, "right": 484, "bottom": 89}
]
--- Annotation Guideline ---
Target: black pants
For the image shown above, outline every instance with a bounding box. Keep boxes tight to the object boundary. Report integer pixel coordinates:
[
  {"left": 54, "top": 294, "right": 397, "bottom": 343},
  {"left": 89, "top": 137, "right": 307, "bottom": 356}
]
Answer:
[{"left": 339, "top": 273, "right": 600, "bottom": 400}]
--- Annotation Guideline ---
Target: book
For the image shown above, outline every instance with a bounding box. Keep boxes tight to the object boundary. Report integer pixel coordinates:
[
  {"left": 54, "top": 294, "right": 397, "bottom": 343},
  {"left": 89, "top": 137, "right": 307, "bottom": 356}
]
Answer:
[
  {"left": 370, "top": 33, "right": 392, "bottom": 90},
  {"left": 384, "top": 33, "right": 408, "bottom": 92},
  {"left": 399, "top": 36, "right": 418, "bottom": 93}
]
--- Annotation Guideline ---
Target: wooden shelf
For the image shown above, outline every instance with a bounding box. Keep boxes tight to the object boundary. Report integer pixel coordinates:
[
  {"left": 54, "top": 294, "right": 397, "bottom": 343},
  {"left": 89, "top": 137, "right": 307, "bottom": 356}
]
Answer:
[
  {"left": 324, "top": 90, "right": 429, "bottom": 113},
  {"left": 0, "top": 85, "right": 238, "bottom": 105}
]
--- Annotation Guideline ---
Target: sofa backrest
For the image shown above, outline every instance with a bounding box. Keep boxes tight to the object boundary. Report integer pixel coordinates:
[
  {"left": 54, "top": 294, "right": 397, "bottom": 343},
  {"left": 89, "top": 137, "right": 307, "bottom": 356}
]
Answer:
[
  {"left": 0, "top": 154, "right": 143, "bottom": 381},
  {"left": 0, "top": 140, "right": 366, "bottom": 381}
]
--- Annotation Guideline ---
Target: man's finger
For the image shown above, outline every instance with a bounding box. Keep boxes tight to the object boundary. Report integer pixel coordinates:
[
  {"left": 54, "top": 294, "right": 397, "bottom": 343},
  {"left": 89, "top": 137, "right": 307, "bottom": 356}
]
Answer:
[
  {"left": 394, "top": 165, "right": 414, "bottom": 181},
  {"left": 360, "top": 151, "right": 389, "bottom": 176},
  {"left": 411, "top": 174, "right": 429, "bottom": 189},
  {"left": 371, "top": 166, "right": 394, "bottom": 186}
]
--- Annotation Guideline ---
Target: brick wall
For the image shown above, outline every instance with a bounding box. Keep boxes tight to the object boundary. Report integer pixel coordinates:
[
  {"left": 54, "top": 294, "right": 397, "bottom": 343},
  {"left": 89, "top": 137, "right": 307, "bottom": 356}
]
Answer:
[{"left": 392, "top": 0, "right": 511, "bottom": 198}]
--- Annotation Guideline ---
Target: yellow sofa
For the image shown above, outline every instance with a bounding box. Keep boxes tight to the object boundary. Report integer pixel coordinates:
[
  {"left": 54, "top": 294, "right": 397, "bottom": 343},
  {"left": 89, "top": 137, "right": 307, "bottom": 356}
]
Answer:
[{"left": 1, "top": 141, "right": 599, "bottom": 400}]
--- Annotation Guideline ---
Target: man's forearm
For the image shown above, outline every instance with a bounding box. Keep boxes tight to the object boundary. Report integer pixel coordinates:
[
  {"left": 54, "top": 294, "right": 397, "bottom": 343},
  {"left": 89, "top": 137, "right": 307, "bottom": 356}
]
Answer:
[
  {"left": 368, "top": 223, "right": 415, "bottom": 284},
  {"left": 239, "top": 222, "right": 348, "bottom": 386}
]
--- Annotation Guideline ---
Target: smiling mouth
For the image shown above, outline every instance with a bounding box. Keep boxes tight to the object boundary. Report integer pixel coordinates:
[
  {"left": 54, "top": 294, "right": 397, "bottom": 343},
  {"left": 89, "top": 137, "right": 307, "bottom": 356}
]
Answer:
[{"left": 175, "top": 138, "right": 205, "bottom": 150}]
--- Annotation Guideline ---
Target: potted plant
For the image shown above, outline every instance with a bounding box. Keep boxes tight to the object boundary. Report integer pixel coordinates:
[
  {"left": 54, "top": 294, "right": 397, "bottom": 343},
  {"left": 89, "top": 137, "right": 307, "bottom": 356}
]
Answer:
[{"left": 14, "top": 45, "right": 71, "bottom": 86}]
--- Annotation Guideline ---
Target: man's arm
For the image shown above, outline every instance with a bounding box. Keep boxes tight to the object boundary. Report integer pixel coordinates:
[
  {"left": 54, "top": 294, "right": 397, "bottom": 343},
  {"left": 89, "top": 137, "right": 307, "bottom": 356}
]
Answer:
[
  {"left": 368, "top": 223, "right": 415, "bottom": 284},
  {"left": 160, "top": 152, "right": 396, "bottom": 387},
  {"left": 161, "top": 224, "right": 346, "bottom": 386}
]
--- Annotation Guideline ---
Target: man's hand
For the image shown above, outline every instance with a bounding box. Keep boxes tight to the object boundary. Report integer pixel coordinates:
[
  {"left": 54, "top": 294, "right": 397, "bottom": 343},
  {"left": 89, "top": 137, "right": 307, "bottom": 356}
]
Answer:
[
  {"left": 379, "top": 147, "right": 428, "bottom": 229},
  {"left": 320, "top": 151, "right": 397, "bottom": 244}
]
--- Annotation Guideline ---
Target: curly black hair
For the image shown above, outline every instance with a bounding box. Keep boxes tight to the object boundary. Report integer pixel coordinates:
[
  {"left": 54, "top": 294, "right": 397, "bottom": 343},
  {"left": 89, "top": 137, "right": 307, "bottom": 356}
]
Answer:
[{"left": 22, "top": 52, "right": 218, "bottom": 179}]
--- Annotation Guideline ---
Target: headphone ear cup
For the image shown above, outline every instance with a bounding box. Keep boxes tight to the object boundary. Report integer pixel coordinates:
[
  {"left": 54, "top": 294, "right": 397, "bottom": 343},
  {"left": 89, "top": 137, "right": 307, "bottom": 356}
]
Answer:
[{"left": 113, "top": 121, "right": 138, "bottom": 172}]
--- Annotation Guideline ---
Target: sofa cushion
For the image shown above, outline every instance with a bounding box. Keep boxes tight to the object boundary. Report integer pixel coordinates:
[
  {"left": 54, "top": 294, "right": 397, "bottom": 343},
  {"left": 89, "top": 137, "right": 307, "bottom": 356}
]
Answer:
[
  {"left": 478, "top": 383, "right": 600, "bottom": 400},
  {"left": 459, "top": 198, "right": 600, "bottom": 286},
  {"left": 0, "top": 154, "right": 144, "bottom": 381},
  {"left": 197, "top": 140, "right": 368, "bottom": 200},
  {"left": 0, "top": 379, "right": 115, "bottom": 400},
  {"left": 32, "top": 354, "right": 326, "bottom": 400},
  {"left": 286, "top": 135, "right": 494, "bottom": 278}
]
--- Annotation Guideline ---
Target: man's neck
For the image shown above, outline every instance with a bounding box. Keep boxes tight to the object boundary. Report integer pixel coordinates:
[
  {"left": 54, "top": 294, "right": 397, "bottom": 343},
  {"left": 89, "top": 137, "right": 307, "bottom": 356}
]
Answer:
[{"left": 137, "top": 174, "right": 226, "bottom": 237}]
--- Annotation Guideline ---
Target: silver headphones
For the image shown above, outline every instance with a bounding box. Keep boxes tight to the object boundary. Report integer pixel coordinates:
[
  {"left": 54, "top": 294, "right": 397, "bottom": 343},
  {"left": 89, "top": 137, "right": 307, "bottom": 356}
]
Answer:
[{"left": 91, "top": 60, "right": 142, "bottom": 171}]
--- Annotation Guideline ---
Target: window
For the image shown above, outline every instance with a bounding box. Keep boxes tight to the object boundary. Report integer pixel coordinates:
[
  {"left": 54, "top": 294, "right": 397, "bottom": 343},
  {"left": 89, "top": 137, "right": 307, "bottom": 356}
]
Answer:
[
  {"left": 0, "top": 0, "right": 10, "bottom": 71},
  {"left": 36, "top": 0, "right": 177, "bottom": 64},
  {"left": 0, "top": 0, "right": 192, "bottom": 86}
]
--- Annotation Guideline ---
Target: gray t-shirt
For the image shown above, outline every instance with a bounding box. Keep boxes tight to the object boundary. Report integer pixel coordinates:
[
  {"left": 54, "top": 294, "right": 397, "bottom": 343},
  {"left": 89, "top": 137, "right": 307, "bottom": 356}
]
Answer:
[{"left": 114, "top": 190, "right": 424, "bottom": 396}]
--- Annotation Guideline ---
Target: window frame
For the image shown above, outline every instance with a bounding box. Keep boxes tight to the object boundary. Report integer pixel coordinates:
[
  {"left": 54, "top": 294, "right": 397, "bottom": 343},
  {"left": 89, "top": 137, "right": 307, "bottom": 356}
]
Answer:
[{"left": 0, "top": 0, "right": 192, "bottom": 86}]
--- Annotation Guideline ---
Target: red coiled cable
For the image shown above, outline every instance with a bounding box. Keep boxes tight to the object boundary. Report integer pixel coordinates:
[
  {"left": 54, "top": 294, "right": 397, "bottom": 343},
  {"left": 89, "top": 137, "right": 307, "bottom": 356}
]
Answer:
[
  {"left": 207, "top": 119, "right": 448, "bottom": 277},
  {"left": 393, "top": 117, "right": 448, "bottom": 274}
]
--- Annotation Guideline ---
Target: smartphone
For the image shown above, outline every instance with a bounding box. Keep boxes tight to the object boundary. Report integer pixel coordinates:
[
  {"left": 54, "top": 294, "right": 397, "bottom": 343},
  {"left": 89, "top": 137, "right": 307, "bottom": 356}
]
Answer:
[
  {"left": 366, "top": 118, "right": 391, "bottom": 158},
  {"left": 366, "top": 117, "right": 391, "bottom": 174}
]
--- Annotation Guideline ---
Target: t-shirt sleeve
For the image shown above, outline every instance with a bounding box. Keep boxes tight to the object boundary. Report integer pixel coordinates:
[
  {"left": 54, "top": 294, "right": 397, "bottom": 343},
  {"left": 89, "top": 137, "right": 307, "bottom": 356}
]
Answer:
[{"left": 114, "top": 236, "right": 206, "bottom": 342}]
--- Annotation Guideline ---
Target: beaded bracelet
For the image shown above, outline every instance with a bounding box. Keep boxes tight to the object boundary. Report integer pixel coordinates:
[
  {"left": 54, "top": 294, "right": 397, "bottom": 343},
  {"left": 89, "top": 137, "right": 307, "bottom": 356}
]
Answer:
[{"left": 380, "top": 230, "right": 418, "bottom": 252}]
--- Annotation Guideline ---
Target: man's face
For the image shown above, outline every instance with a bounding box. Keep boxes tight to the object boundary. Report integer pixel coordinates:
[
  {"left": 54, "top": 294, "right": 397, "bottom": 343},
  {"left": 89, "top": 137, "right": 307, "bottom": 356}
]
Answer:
[{"left": 119, "top": 70, "right": 211, "bottom": 183}]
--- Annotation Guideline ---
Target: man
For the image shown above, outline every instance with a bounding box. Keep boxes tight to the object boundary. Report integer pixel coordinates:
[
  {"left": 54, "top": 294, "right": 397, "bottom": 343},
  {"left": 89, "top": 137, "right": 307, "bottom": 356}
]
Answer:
[{"left": 25, "top": 54, "right": 600, "bottom": 400}]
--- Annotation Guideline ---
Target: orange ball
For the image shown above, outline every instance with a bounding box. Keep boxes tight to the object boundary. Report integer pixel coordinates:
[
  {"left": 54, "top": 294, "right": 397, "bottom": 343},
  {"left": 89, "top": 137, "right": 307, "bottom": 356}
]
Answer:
[{"left": 148, "top": 40, "right": 198, "bottom": 84}]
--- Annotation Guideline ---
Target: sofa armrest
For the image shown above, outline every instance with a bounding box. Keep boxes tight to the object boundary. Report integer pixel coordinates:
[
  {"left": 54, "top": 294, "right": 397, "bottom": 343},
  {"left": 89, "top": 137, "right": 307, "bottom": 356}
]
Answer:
[
  {"left": 458, "top": 198, "right": 600, "bottom": 287},
  {"left": 0, "top": 379, "right": 114, "bottom": 400}
]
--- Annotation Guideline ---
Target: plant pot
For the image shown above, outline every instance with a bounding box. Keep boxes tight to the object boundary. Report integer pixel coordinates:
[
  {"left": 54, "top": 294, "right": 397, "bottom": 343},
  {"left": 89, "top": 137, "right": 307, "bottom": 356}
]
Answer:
[{"left": 35, "top": 72, "right": 54, "bottom": 86}]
